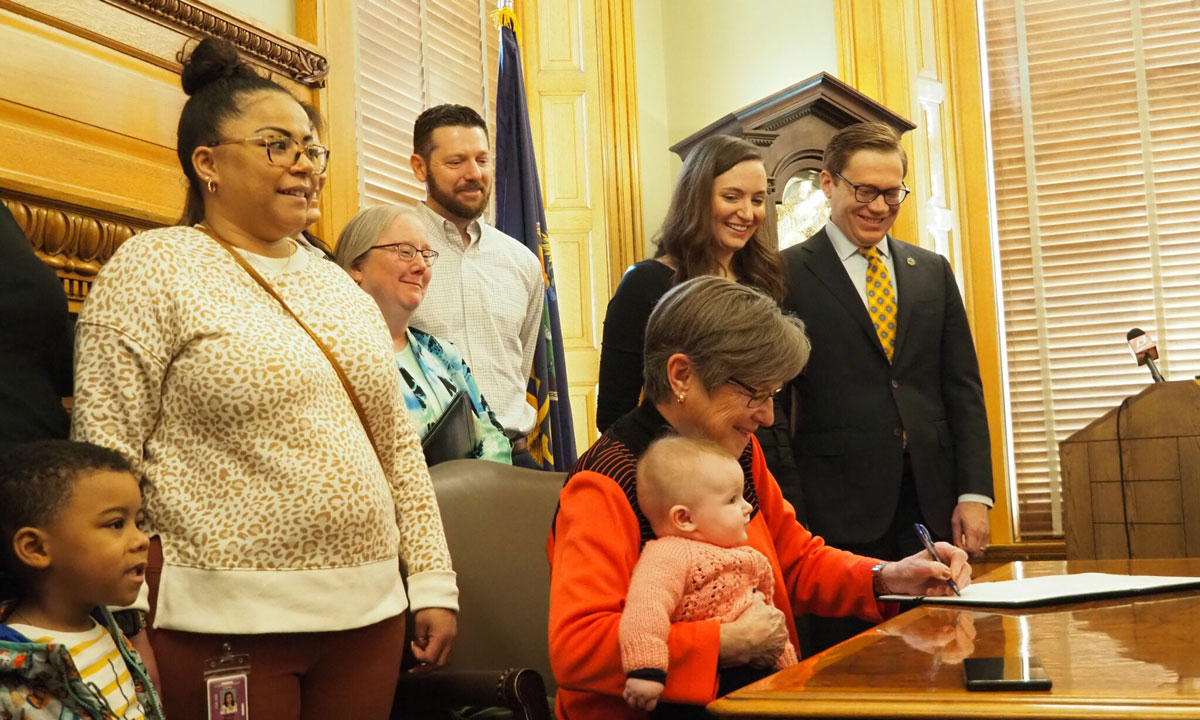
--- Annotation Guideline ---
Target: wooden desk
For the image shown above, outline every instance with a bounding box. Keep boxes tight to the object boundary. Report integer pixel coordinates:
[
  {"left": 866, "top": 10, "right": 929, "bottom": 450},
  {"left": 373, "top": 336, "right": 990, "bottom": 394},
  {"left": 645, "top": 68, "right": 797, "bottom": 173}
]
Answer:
[{"left": 709, "top": 559, "right": 1200, "bottom": 719}]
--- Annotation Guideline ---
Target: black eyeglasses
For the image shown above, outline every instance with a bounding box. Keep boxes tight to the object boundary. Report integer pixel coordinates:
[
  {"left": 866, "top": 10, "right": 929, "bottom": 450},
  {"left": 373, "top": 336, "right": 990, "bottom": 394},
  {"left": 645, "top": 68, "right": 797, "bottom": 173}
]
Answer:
[
  {"left": 834, "top": 172, "right": 910, "bottom": 206},
  {"left": 372, "top": 242, "right": 439, "bottom": 266},
  {"left": 726, "top": 377, "right": 782, "bottom": 408},
  {"left": 211, "top": 135, "right": 331, "bottom": 174}
]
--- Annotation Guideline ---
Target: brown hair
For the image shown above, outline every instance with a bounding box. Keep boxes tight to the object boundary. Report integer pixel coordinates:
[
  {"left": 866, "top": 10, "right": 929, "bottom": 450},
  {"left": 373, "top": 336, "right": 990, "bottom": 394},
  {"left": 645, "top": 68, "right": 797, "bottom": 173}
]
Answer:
[
  {"left": 654, "top": 135, "right": 785, "bottom": 302},
  {"left": 413, "top": 104, "right": 488, "bottom": 163},
  {"left": 822, "top": 122, "right": 908, "bottom": 178},
  {"left": 642, "top": 276, "right": 810, "bottom": 404}
]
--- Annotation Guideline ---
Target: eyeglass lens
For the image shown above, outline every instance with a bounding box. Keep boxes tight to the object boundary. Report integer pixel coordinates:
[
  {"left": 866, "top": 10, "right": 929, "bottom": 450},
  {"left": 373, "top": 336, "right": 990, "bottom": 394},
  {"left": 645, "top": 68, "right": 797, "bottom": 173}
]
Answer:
[
  {"left": 264, "top": 138, "right": 329, "bottom": 173},
  {"left": 854, "top": 186, "right": 907, "bottom": 205},
  {"left": 387, "top": 244, "right": 438, "bottom": 265}
]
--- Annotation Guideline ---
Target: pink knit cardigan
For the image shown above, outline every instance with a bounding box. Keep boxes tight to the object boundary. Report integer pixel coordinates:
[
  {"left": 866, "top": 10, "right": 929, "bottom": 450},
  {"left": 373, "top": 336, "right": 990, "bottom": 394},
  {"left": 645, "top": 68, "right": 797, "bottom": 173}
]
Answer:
[{"left": 619, "top": 535, "right": 800, "bottom": 678}]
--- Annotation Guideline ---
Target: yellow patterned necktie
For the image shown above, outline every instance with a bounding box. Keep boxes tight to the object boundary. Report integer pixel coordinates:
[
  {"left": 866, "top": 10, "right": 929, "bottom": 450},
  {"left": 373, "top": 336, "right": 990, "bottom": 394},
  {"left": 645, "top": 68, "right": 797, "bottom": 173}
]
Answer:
[{"left": 859, "top": 246, "right": 896, "bottom": 361}]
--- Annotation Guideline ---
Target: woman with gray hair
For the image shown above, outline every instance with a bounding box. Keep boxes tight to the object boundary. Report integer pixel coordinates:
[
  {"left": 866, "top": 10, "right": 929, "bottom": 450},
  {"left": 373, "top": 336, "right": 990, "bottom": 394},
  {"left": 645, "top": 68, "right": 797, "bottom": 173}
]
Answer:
[
  {"left": 548, "top": 276, "right": 971, "bottom": 720},
  {"left": 335, "top": 205, "right": 512, "bottom": 465}
]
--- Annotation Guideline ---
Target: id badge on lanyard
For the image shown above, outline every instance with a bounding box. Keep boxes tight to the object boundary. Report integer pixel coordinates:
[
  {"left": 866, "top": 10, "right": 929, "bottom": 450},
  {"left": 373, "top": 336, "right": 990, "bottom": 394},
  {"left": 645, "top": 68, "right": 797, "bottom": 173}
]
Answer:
[{"left": 204, "top": 642, "right": 250, "bottom": 720}]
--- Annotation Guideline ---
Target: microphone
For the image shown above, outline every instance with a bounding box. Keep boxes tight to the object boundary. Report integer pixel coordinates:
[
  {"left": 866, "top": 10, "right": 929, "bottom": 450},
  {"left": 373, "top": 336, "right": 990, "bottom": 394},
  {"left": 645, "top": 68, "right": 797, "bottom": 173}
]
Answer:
[{"left": 1126, "top": 328, "right": 1165, "bottom": 383}]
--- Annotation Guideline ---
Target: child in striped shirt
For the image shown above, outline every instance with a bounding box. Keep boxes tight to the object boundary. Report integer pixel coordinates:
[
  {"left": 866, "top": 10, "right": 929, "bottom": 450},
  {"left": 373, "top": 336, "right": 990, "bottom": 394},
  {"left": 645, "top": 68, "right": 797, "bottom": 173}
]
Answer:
[{"left": 0, "top": 440, "right": 164, "bottom": 719}]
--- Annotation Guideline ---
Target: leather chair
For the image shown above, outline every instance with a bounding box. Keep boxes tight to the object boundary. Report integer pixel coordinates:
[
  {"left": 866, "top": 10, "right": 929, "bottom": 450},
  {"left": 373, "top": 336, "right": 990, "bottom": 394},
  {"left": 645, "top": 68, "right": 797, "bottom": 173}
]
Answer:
[{"left": 393, "top": 459, "right": 565, "bottom": 720}]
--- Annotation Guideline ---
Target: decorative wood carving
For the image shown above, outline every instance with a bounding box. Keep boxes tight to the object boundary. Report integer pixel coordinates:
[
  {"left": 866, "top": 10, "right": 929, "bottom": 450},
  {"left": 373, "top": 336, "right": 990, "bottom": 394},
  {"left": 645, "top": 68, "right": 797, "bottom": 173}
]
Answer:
[
  {"left": 4, "top": 0, "right": 327, "bottom": 88},
  {"left": 105, "top": 0, "right": 328, "bottom": 86},
  {"left": 1, "top": 191, "right": 157, "bottom": 310}
]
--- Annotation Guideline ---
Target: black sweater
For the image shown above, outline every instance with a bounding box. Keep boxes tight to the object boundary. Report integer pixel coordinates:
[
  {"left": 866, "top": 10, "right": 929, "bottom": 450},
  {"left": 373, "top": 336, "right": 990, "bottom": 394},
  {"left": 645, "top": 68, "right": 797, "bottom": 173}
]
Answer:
[
  {"left": 596, "top": 259, "right": 806, "bottom": 523},
  {"left": 0, "top": 203, "right": 72, "bottom": 443}
]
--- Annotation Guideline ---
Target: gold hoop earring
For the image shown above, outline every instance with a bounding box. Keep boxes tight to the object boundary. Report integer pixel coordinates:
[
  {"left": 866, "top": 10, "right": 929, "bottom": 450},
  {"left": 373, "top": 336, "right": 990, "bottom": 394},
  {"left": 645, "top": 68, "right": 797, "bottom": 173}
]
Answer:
[{"left": 206, "top": 177, "right": 216, "bottom": 194}]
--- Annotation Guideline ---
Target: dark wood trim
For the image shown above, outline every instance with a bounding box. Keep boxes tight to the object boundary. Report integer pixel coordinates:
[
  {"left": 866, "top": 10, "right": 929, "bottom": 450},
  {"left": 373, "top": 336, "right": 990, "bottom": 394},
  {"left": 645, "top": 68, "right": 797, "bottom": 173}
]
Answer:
[
  {"left": 1, "top": 189, "right": 158, "bottom": 311},
  {"left": 105, "top": 0, "right": 328, "bottom": 86},
  {"left": 982, "top": 541, "right": 1066, "bottom": 563}
]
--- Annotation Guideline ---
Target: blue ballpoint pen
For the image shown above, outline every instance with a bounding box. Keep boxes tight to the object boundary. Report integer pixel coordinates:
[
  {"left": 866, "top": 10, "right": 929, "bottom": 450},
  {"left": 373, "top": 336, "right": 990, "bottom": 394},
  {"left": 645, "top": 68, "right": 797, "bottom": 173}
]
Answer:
[{"left": 913, "top": 522, "right": 961, "bottom": 596}]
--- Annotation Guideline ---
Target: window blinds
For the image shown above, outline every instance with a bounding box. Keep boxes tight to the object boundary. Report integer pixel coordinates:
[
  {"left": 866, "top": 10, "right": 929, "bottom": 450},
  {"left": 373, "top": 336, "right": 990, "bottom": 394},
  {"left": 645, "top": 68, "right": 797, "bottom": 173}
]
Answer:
[
  {"left": 354, "top": 0, "right": 499, "bottom": 208},
  {"left": 982, "top": 0, "right": 1200, "bottom": 538}
]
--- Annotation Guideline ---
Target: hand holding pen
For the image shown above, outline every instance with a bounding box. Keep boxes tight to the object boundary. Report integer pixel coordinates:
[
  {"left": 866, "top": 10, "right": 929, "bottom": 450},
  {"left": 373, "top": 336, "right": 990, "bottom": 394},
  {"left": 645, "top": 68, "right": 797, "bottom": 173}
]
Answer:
[
  {"left": 875, "top": 527, "right": 972, "bottom": 597},
  {"left": 914, "top": 523, "right": 962, "bottom": 596}
]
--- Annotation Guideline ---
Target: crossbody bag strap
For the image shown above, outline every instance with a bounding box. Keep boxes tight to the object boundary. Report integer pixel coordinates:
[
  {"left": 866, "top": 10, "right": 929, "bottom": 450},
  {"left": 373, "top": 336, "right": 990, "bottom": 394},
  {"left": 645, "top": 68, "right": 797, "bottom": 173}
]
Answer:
[{"left": 200, "top": 227, "right": 385, "bottom": 464}]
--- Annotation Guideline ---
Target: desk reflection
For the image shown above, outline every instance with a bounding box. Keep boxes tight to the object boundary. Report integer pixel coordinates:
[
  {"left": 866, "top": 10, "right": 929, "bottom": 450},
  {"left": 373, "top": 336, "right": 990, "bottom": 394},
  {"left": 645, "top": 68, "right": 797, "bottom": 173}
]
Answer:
[
  {"left": 711, "top": 560, "right": 1200, "bottom": 718},
  {"left": 884, "top": 609, "right": 977, "bottom": 671}
]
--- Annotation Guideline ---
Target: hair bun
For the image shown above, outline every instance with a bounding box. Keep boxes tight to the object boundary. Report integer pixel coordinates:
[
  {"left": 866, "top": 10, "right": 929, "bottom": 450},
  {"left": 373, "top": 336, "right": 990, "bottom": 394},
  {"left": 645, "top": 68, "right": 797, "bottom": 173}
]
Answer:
[{"left": 180, "top": 37, "right": 260, "bottom": 96}]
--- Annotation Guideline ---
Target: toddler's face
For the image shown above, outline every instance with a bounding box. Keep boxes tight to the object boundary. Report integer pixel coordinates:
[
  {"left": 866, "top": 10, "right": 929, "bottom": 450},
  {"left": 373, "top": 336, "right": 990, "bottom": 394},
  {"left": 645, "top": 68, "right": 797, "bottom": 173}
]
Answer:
[
  {"left": 685, "top": 463, "right": 752, "bottom": 548},
  {"left": 44, "top": 469, "right": 149, "bottom": 608}
]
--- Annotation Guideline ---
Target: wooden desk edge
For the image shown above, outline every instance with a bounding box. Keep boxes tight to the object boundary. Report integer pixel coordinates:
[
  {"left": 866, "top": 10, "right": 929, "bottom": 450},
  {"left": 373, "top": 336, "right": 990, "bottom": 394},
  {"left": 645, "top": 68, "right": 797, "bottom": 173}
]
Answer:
[{"left": 709, "top": 692, "right": 1200, "bottom": 719}]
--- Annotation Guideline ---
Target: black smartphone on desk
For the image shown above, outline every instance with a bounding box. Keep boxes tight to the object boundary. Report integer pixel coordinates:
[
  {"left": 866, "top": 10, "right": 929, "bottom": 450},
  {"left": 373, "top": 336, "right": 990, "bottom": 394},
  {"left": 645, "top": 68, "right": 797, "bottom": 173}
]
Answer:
[{"left": 963, "top": 657, "right": 1052, "bottom": 691}]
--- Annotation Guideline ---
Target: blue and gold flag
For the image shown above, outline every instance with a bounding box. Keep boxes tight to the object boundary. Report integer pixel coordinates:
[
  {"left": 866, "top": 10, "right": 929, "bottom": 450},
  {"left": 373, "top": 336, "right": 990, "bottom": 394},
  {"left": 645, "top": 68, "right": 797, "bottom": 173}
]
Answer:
[{"left": 493, "top": 8, "right": 577, "bottom": 471}]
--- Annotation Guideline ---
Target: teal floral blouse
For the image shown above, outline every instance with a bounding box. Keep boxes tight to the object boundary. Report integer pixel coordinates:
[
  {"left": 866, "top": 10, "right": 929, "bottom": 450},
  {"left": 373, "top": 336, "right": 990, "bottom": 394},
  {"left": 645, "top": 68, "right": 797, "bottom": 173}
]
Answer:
[{"left": 396, "top": 328, "right": 513, "bottom": 464}]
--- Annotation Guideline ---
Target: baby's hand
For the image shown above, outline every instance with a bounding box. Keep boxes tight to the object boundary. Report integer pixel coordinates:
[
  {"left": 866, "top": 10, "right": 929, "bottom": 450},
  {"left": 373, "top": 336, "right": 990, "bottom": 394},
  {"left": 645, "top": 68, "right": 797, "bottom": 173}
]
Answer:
[{"left": 624, "top": 677, "right": 665, "bottom": 711}]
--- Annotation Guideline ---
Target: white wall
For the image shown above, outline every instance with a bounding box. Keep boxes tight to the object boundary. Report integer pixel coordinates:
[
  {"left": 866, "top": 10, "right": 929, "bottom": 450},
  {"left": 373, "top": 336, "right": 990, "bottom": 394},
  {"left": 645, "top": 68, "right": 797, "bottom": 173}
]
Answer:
[
  {"left": 223, "top": 0, "right": 296, "bottom": 36},
  {"left": 634, "top": 0, "right": 838, "bottom": 257}
]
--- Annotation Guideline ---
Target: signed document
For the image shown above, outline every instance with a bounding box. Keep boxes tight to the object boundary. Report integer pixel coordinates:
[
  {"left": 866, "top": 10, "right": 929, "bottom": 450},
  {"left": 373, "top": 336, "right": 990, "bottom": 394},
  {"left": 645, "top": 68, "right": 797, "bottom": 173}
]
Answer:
[{"left": 880, "top": 572, "right": 1200, "bottom": 608}]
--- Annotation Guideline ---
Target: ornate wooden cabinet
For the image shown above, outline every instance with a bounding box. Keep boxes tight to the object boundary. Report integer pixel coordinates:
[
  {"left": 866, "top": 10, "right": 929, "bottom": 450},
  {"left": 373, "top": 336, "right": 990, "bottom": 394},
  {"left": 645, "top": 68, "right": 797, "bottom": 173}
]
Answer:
[{"left": 670, "top": 72, "right": 914, "bottom": 249}]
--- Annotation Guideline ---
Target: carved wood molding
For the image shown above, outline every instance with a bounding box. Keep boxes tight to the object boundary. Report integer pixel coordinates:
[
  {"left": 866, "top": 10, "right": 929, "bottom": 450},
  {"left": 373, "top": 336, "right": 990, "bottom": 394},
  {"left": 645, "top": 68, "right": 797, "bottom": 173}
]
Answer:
[
  {"left": 1, "top": 191, "right": 157, "bottom": 309},
  {"left": 104, "top": 0, "right": 328, "bottom": 87}
]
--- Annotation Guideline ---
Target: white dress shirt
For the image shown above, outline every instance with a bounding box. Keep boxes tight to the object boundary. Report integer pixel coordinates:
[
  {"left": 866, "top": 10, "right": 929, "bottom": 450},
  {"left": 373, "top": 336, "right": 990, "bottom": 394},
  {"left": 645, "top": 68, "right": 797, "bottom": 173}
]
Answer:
[
  {"left": 410, "top": 202, "right": 544, "bottom": 436},
  {"left": 825, "top": 220, "right": 900, "bottom": 307}
]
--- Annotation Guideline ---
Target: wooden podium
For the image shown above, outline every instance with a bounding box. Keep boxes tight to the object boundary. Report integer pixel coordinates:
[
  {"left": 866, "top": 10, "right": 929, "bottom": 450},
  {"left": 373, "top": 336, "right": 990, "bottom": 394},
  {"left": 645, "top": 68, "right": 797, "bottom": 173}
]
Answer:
[{"left": 1060, "top": 380, "right": 1200, "bottom": 559}]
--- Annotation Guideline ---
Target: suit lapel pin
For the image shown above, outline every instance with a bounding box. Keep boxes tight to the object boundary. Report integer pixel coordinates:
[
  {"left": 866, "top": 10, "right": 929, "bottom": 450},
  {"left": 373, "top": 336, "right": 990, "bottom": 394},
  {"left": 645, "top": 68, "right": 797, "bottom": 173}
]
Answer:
[{"left": 906, "top": 257, "right": 916, "bottom": 266}]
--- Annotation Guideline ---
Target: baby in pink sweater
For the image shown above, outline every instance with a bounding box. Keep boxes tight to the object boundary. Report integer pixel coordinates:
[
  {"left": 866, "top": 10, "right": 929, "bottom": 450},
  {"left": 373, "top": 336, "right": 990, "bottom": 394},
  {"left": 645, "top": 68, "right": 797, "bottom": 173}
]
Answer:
[{"left": 619, "top": 435, "right": 798, "bottom": 711}]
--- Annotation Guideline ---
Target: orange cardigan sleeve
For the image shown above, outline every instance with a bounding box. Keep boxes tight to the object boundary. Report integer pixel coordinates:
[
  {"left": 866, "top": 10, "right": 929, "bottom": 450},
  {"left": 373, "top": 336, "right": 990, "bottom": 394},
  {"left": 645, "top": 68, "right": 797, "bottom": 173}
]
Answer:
[
  {"left": 549, "top": 472, "right": 721, "bottom": 706},
  {"left": 748, "top": 437, "right": 892, "bottom": 623}
]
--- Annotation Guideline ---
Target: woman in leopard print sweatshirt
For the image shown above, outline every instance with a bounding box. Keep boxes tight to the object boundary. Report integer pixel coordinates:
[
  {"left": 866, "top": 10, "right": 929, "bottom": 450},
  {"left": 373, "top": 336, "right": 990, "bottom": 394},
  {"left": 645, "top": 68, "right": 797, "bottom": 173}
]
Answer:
[{"left": 71, "top": 38, "right": 457, "bottom": 720}]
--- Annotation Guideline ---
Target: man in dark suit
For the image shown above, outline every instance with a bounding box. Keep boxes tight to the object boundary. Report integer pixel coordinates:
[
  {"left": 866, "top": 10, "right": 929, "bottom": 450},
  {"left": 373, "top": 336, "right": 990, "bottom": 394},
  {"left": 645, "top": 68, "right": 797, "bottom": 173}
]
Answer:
[{"left": 781, "top": 124, "right": 991, "bottom": 642}]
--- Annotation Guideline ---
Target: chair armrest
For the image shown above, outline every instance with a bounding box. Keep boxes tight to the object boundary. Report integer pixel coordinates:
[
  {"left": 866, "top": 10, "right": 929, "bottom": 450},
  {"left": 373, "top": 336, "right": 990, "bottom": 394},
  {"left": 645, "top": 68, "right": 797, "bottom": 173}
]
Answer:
[{"left": 393, "top": 667, "right": 551, "bottom": 720}]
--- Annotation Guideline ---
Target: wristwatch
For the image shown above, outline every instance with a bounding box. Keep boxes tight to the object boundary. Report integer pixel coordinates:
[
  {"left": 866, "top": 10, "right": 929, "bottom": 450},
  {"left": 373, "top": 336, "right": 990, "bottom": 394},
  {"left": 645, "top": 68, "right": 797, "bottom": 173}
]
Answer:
[
  {"left": 113, "top": 609, "right": 146, "bottom": 638},
  {"left": 871, "top": 561, "right": 891, "bottom": 596}
]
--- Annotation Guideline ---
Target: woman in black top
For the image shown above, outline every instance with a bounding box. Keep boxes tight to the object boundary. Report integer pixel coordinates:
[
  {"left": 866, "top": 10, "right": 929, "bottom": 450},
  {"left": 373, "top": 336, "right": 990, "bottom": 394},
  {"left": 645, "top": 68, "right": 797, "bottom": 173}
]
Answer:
[
  {"left": 0, "top": 202, "right": 72, "bottom": 443},
  {"left": 596, "top": 135, "right": 804, "bottom": 517}
]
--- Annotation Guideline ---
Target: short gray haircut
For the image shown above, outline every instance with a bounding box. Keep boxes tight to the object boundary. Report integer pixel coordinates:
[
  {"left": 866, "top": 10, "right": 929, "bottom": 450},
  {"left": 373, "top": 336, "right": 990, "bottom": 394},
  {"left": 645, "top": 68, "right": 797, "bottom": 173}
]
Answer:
[
  {"left": 642, "top": 276, "right": 811, "bottom": 403},
  {"left": 333, "top": 205, "right": 417, "bottom": 272}
]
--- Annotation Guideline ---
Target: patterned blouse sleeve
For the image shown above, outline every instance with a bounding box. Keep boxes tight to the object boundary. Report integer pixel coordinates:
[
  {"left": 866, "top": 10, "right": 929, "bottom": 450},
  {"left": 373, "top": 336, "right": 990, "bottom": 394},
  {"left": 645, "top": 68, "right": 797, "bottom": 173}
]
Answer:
[
  {"left": 458, "top": 358, "right": 513, "bottom": 465},
  {"left": 382, "top": 351, "right": 459, "bottom": 613},
  {"left": 433, "top": 334, "right": 513, "bottom": 465},
  {"left": 70, "top": 233, "right": 177, "bottom": 469}
]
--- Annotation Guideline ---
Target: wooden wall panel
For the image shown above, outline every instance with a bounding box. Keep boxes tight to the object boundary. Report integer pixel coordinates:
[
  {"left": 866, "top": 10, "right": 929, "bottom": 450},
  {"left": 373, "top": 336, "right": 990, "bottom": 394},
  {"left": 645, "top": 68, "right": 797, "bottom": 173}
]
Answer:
[
  {"left": 1125, "top": 481, "right": 1184, "bottom": 525},
  {"left": 1090, "top": 482, "right": 1125, "bottom": 525},
  {"left": 1129, "top": 524, "right": 1187, "bottom": 558},
  {"left": 1122, "top": 437, "right": 1180, "bottom": 482},
  {"left": 540, "top": 94, "right": 589, "bottom": 209},
  {"left": 1059, "top": 441, "right": 1093, "bottom": 560},
  {"left": 521, "top": 0, "right": 623, "bottom": 453},
  {"left": 0, "top": 0, "right": 327, "bottom": 306},
  {"left": 569, "top": 384, "right": 597, "bottom": 459},
  {"left": 0, "top": 8, "right": 184, "bottom": 223},
  {"left": 1088, "top": 440, "right": 1121, "bottom": 483},
  {"left": 551, "top": 231, "right": 589, "bottom": 342},
  {"left": 537, "top": 0, "right": 581, "bottom": 72},
  {"left": 1181, "top": 436, "right": 1200, "bottom": 557}
]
